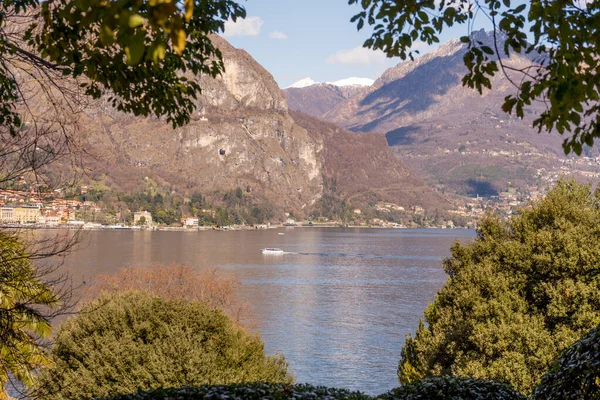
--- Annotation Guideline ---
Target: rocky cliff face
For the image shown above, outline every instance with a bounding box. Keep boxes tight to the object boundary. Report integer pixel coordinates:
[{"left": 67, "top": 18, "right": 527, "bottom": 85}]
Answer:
[
  {"left": 197, "top": 36, "right": 288, "bottom": 112},
  {"left": 290, "top": 111, "right": 449, "bottom": 210},
  {"left": 83, "top": 36, "right": 448, "bottom": 218}
]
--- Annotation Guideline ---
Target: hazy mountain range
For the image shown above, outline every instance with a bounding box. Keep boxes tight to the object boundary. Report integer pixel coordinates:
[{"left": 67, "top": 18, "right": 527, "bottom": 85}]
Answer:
[
  {"left": 284, "top": 78, "right": 372, "bottom": 119},
  {"left": 285, "top": 30, "right": 597, "bottom": 197}
]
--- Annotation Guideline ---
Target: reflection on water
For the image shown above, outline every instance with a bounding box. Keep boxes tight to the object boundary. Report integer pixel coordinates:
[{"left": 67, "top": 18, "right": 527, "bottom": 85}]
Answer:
[{"left": 57, "top": 227, "right": 475, "bottom": 395}]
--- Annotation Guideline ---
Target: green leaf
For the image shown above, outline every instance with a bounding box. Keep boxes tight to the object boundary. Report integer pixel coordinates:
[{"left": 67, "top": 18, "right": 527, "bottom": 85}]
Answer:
[
  {"left": 125, "top": 31, "right": 146, "bottom": 65},
  {"left": 514, "top": 3, "right": 526, "bottom": 13},
  {"left": 99, "top": 24, "right": 115, "bottom": 45},
  {"left": 481, "top": 46, "right": 494, "bottom": 55}
]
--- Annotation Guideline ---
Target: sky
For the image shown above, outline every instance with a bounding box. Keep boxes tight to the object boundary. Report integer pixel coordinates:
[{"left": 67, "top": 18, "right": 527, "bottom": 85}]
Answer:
[{"left": 221, "top": 0, "right": 495, "bottom": 89}]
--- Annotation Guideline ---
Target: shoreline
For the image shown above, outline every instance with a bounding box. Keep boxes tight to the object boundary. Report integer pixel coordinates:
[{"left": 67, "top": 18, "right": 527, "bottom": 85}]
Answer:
[{"left": 0, "top": 223, "right": 472, "bottom": 231}]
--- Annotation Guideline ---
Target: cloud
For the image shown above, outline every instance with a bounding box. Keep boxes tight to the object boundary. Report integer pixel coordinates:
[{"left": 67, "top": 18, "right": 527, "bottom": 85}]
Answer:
[
  {"left": 223, "top": 16, "right": 264, "bottom": 37},
  {"left": 326, "top": 46, "right": 388, "bottom": 65},
  {"left": 269, "top": 30, "right": 288, "bottom": 40}
]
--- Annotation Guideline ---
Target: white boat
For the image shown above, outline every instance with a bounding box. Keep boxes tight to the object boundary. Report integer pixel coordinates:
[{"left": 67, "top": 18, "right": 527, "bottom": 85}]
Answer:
[
  {"left": 278, "top": 232, "right": 285, "bottom": 235},
  {"left": 262, "top": 248, "right": 284, "bottom": 255}
]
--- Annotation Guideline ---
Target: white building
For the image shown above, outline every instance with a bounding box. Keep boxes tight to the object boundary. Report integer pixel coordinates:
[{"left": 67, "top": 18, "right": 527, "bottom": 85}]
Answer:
[
  {"left": 45, "top": 215, "right": 60, "bottom": 226},
  {"left": 185, "top": 217, "right": 199, "bottom": 227},
  {"left": 1, "top": 207, "right": 15, "bottom": 223},
  {"left": 134, "top": 211, "right": 153, "bottom": 227}
]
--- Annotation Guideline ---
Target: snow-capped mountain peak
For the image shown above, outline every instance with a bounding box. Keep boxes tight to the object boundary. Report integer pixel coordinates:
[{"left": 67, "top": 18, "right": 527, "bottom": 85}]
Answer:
[
  {"left": 287, "top": 78, "right": 319, "bottom": 89},
  {"left": 328, "top": 77, "right": 374, "bottom": 87},
  {"left": 286, "top": 77, "right": 374, "bottom": 90}
]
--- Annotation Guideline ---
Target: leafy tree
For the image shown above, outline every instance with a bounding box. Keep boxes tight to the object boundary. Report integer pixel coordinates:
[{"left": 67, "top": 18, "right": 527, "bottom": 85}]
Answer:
[
  {"left": 0, "top": 232, "right": 62, "bottom": 398},
  {"left": 350, "top": 0, "right": 600, "bottom": 154},
  {"left": 35, "top": 291, "right": 292, "bottom": 400},
  {"left": 398, "top": 179, "right": 600, "bottom": 394},
  {"left": 532, "top": 324, "right": 600, "bottom": 400},
  {"left": 2, "top": 0, "right": 245, "bottom": 134},
  {"left": 215, "top": 206, "right": 232, "bottom": 226},
  {"left": 251, "top": 207, "right": 266, "bottom": 224},
  {"left": 190, "top": 191, "right": 205, "bottom": 209}
]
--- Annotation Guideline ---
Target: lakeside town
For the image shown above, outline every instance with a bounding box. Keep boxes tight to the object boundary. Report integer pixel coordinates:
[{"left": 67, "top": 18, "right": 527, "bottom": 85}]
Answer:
[{"left": 0, "top": 182, "right": 551, "bottom": 231}]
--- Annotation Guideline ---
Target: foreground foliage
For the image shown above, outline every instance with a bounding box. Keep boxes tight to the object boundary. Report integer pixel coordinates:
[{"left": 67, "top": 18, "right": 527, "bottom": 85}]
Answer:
[
  {"left": 399, "top": 179, "right": 600, "bottom": 394},
  {"left": 95, "top": 379, "right": 527, "bottom": 399},
  {"left": 349, "top": 0, "right": 600, "bottom": 154},
  {"left": 379, "top": 377, "right": 526, "bottom": 400},
  {"left": 101, "top": 383, "right": 370, "bottom": 400},
  {"left": 0, "top": 231, "right": 60, "bottom": 398},
  {"left": 532, "top": 325, "right": 600, "bottom": 399},
  {"left": 35, "top": 292, "right": 291, "bottom": 399},
  {"left": 2, "top": 0, "right": 246, "bottom": 133}
]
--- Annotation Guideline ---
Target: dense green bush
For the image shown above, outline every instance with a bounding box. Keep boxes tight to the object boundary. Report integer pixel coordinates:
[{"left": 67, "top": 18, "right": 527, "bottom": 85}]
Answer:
[
  {"left": 100, "top": 383, "right": 370, "bottom": 400},
  {"left": 35, "top": 292, "right": 291, "bottom": 399},
  {"left": 532, "top": 325, "right": 600, "bottom": 399},
  {"left": 377, "top": 377, "right": 526, "bottom": 400},
  {"left": 399, "top": 179, "right": 600, "bottom": 394}
]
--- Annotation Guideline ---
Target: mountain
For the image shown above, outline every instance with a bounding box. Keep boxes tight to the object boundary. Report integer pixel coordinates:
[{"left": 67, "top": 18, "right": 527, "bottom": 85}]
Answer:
[
  {"left": 328, "top": 77, "right": 374, "bottom": 87},
  {"left": 284, "top": 78, "right": 373, "bottom": 119},
  {"left": 80, "top": 36, "right": 448, "bottom": 219},
  {"left": 317, "top": 30, "right": 596, "bottom": 197},
  {"left": 290, "top": 111, "right": 449, "bottom": 210},
  {"left": 285, "top": 77, "right": 374, "bottom": 89},
  {"left": 287, "top": 77, "right": 319, "bottom": 89}
]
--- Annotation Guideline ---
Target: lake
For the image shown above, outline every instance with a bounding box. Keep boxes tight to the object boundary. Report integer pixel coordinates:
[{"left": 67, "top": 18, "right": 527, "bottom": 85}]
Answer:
[{"left": 58, "top": 227, "right": 476, "bottom": 395}]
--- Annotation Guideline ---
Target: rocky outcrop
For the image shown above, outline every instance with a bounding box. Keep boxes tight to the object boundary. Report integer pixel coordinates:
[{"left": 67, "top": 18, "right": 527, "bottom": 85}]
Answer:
[
  {"left": 197, "top": 36, "right": 288, "bottom": 112},
  {"left": 290, "top": 111, "right": 449, "bottom": 210}
]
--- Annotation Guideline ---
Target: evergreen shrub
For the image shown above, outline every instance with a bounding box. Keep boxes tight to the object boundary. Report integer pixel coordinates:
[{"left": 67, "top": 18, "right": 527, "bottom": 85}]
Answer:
[
  {"left": 377, "top": 376, "right": 526, "bottom": 400},
  {"left": 532, "top": 325, "right": 600, "bottom": 399},
  {"left": 100, "top": 383, "right": 370, "bottom": 400},
  {"left": 36, "top": 292, "right": 291, "bottom": 399}
]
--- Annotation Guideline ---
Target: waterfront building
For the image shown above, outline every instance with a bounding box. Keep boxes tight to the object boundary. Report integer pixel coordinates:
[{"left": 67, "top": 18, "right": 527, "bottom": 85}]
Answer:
[
  {"left": 13, "top": 206, "right": 41, "bottom": 224},
  {"left": 185, "top": 217, "right": 199, "bottom": 227},
  {"left": 0, "top": 207, "right": 15, "bottom": 223},
  {"left": 134, "top": 211, "right": 153, "bottom": 227}
]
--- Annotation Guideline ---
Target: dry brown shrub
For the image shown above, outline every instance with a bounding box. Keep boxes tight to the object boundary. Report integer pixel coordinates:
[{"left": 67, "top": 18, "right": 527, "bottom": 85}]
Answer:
[{"left": 84, "top": 264, "right": 253, "bottom": 326}]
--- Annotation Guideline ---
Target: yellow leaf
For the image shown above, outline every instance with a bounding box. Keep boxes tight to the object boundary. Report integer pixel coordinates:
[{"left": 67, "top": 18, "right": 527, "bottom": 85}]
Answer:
[
  {"left": 128, "top": 13, "right": 145, "bottom": 28},
  {"left": 173, "top": 29, "right": 186, "bottom": 55},
  {"left": 184, "top": 0, "right": 193, "bottom": 21},
  {"left": 153, "top": 42, "right": 166, "bottom": 63}
]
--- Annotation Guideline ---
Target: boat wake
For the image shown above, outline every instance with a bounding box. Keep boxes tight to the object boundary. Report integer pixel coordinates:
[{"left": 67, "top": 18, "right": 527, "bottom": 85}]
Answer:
[{"left": 293, "top": 252, "right": 441, "bottom": 261}]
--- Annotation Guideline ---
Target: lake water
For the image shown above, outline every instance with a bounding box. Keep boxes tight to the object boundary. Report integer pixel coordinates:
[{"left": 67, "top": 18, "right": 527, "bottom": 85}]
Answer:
[{"left": 58, "top": 227, "right": 476, "bottom": 395}]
